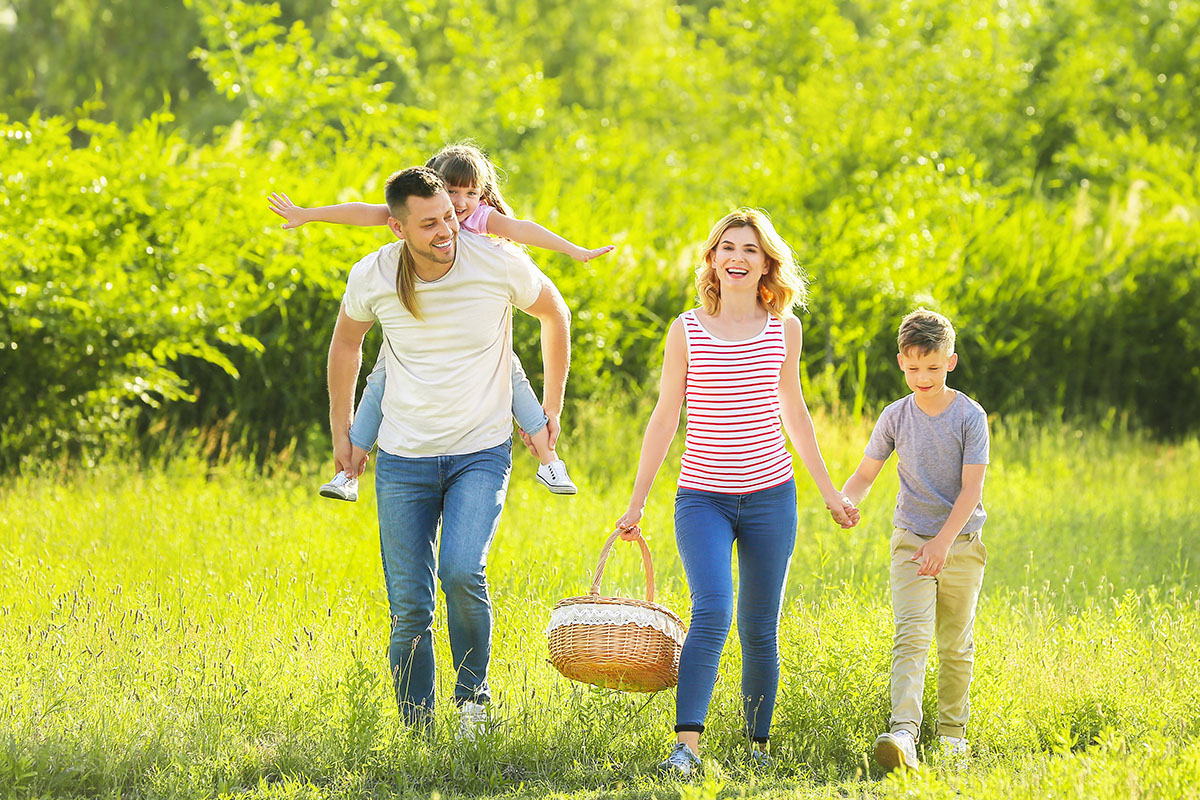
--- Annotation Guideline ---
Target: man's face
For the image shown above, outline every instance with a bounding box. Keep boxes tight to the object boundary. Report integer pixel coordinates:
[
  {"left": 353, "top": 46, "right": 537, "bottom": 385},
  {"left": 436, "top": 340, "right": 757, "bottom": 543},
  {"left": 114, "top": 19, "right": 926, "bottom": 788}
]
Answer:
[{"left": 390, "top": 190, "right": 460, "bottom": 268}]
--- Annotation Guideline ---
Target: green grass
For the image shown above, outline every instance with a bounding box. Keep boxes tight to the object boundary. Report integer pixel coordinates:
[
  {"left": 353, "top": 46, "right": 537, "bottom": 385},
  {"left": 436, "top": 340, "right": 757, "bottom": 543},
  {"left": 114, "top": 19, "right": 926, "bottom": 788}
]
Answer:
[{"left": 2, "top": 415, "right": 1199, "bottom": 799}]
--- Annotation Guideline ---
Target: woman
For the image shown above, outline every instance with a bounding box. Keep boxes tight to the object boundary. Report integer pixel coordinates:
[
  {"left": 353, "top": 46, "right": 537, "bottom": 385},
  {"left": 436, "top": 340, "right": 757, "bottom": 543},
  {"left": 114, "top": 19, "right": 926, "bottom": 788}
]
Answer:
[{"left": 616, "top": 209, "right": 858, "bottom": 773}]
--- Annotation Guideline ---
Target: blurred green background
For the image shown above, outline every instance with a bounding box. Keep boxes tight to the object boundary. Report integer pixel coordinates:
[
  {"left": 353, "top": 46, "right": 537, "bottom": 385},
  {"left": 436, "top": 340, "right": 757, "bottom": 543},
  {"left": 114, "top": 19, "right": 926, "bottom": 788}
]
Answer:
[{"left": 1, "top": 0, "right": 1197, "bottom": 469}]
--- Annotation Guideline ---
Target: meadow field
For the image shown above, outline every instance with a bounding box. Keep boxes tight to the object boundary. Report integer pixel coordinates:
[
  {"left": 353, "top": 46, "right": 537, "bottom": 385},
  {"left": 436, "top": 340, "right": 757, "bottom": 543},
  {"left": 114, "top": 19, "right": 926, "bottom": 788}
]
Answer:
[{"left": 3, "top": 413, "right": 1199, "bottom": 800}]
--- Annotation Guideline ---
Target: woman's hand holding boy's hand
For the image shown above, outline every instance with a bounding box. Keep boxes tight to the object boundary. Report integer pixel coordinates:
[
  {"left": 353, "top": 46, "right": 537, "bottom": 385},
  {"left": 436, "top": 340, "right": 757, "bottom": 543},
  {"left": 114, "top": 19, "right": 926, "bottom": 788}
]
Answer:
[
  {"left": 268, "top": 193, "right": 311, "bottom": 229},
  {"left": 825, "top": 495, "right": 860, "bottom": 529}
]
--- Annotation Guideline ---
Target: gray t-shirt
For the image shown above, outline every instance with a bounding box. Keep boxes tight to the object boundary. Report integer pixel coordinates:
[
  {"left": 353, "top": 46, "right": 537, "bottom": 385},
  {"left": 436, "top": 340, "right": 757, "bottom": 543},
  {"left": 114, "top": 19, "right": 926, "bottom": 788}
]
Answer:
[{"left": 865, "top": 392, "right": 989, "bottom": 537}]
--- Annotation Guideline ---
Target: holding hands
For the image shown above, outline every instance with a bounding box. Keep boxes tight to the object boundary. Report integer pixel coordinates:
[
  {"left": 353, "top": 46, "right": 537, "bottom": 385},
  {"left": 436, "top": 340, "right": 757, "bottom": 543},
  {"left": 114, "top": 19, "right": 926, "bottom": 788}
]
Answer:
[{"left": 826, "top": 494, "right": 861, "bottom": 529}]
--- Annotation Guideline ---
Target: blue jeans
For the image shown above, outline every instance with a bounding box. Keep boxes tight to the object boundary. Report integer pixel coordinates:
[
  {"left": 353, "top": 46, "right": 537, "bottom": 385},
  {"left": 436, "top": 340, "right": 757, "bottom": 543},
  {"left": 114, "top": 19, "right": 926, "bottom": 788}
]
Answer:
[
  {"left": 374, "top": 441, "right": 512, "bottom": 725},
  {"left": 673, "top": 478, "right": 797, "bottom": 741},
  {"left": 350, "top": 351, "right": 547, "bottom": 452}
]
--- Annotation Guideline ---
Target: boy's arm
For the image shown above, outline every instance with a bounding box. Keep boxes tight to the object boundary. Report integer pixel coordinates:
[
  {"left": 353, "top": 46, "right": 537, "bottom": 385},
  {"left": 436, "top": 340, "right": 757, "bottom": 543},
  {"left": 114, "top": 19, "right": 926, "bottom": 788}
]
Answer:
[
  {"left": 912, "top": 463, "right": 987, "bottom": 576},
  {"left": 269, "top": 193, "right": 390, "bottom": 229},
  {"left": 841, "top": 455, "right": 887, "bottom": 506},
  {"left": 485, "top": 213, "right": 615, "bottom": 262}
]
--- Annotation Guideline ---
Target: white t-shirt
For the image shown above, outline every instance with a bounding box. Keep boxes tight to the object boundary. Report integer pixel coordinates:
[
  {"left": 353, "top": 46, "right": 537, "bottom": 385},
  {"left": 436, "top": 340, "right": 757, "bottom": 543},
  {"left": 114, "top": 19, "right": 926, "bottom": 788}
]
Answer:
[{"left": 341, "top": 231, "right": 546, "bottom": 457}]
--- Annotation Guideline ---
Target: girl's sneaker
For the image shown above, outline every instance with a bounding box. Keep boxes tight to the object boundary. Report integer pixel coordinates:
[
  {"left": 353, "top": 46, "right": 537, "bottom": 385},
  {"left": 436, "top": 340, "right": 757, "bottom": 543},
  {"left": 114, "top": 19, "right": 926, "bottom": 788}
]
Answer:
[
  {"left": 874, "top": 730, "right": 918, "bottom": 771},
  {"left": 657, "top": 742, "right": 701, "bottom": 776},
  {"left": 319, "top": 471, "right": 359, "bottom": 502},
  {"left": 535, "top": 459, "right": 578, "bottom": 495}
]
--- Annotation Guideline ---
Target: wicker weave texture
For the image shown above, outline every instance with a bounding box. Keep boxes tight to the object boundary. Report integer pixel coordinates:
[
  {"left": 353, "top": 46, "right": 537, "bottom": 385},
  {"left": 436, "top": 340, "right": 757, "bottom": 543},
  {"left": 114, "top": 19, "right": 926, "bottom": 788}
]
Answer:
[{"left": 546, "top": 527, "right": 685, "bottom": 693}]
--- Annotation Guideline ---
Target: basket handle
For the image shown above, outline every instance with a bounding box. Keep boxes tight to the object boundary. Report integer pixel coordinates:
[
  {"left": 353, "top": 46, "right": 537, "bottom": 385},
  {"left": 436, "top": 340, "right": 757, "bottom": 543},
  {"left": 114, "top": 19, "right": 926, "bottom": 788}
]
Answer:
[{"left": 590, "top": 527, "right": 656, "bottom": 603}]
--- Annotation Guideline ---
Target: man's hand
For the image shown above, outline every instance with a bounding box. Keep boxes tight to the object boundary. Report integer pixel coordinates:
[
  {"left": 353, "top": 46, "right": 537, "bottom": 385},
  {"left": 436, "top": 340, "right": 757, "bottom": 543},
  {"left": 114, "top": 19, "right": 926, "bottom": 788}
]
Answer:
[
  {"left": 333, "top": 439, "right": 369, "bottom": 477},
  {"left": 913, "top": 536, "right": 953, "bottom": 576}
]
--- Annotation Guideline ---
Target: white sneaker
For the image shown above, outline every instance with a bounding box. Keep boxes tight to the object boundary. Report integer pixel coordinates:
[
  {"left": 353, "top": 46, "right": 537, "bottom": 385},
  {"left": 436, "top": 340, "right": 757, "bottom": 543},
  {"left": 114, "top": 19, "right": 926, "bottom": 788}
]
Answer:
[
  {"left": 937, "top": 735, "right": 969, "bottom": 771},
  {"left": 874, "top": 729, "right": 919, "bottom": 771},
  {"left": 535, "top": 459, "right": 577, "bottom": 495},
  {"left": 319, "top": 471, "right": 358, "bottom": 502},
  {"left": 457, "top": 701, "right": 488, "bottom": 741}
]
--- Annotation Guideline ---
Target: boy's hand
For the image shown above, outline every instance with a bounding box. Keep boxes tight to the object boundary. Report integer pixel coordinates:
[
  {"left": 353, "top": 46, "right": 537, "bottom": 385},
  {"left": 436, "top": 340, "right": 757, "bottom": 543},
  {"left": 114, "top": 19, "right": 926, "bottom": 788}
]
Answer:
[
  {"left": 268, "top": 192, "right": 310, "bottom": 229},
  {"left": 573, "top": 245, "right": 615, "bottom": 262},
  {"left": 912, "top": 536, "right": 952, "bottom": 576}
]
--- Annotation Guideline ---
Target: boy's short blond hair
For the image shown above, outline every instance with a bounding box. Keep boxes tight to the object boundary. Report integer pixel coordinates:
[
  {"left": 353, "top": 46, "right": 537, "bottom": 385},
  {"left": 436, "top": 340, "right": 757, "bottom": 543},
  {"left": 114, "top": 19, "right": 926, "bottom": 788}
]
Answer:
[{"left": 898, "top": 308, "right": 956, "bottom": 356}]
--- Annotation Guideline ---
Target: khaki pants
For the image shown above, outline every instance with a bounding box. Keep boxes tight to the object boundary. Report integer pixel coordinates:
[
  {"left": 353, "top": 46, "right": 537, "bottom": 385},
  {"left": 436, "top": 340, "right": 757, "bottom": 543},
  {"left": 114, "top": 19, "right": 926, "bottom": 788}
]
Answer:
[{"left": 888, "top": 527, "right": 987, "bottom": 739}]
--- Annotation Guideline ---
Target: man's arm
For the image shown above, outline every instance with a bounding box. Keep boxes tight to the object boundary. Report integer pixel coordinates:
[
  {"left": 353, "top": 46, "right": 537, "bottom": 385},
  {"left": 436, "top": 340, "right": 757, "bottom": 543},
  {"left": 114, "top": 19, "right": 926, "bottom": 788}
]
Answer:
[
  {"left": 516, "top": 280, "right": 571, "bottom": 448},
  {"left": 328, "top": 305, "right": 375, "bottom": 476}
]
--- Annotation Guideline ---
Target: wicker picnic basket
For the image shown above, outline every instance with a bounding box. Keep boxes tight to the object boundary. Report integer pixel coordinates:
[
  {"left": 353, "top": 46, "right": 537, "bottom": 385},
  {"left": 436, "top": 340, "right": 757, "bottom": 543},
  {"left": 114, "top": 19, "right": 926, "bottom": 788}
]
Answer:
[{"left": 546, "top": 527, "right": 686, "bottom": 692}]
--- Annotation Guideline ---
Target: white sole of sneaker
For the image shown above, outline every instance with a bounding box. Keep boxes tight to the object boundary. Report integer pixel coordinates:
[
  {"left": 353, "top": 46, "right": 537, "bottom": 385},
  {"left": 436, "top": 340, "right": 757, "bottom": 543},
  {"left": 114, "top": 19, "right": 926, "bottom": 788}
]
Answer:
[
  {"left": 318, "top": 487, "right": 357, "bottom": 502},
  {"left": 535, "top": 475, "right": 577, "bottom": 495}
]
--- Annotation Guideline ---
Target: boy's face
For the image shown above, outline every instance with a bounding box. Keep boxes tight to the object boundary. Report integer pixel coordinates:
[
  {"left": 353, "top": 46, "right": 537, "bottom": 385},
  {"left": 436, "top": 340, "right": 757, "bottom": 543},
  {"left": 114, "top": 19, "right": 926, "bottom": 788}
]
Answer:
[{"left": 897, "top": 346, "right": 958, "bottom": 398}]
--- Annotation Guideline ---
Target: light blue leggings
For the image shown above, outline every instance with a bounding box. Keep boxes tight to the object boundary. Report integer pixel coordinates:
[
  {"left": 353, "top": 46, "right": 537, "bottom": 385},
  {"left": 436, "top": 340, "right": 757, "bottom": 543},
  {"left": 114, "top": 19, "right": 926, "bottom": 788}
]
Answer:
[{"left": 348, "top": 350, "right": 548, "bottom": 453}]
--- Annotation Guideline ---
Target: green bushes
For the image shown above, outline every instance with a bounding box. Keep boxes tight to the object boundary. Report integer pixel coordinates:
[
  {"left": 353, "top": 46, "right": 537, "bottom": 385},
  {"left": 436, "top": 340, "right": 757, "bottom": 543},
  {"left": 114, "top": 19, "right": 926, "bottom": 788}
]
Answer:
[{"left": 1, "top": 0, "right": 1198, "bottom": 468}]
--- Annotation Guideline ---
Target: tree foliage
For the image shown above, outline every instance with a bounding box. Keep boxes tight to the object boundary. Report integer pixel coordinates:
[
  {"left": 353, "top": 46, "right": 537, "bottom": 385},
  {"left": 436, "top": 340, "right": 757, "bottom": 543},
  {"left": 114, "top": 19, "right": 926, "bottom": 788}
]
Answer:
[{"left": 1, "top": 0, "right": 1197, "bottom": 468}]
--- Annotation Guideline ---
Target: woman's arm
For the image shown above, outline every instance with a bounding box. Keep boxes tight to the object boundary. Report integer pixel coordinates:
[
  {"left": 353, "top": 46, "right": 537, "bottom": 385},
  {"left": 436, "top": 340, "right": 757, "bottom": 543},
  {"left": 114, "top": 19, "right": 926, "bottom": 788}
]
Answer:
[
  {"left": 615, "top": 318, "right": 687, "bottom": 532},
  {"left": 778, "top": 317, "right": 859, "bottom": 528},
  {"left": 485, "top": 212, "right": 615, "bottom": 262},
  {"left": 269, "top": 193, "right": 390, "bottom": 229}
]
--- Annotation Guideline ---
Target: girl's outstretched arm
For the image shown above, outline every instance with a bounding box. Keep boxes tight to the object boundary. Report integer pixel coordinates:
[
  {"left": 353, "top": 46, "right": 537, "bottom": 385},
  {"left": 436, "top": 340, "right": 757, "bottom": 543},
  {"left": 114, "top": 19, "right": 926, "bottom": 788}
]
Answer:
[
  {"left": 615, "top": 318, "right": 687, "bottom": 535},
  {"left": 485, "top": 212, "right": 614, "bottom": 262},
  {"left": 778, "top": 316, "right": 859, "bottom": 528},
  {"left": 268, "top": 193, "right": 390, "bottom": 229}
]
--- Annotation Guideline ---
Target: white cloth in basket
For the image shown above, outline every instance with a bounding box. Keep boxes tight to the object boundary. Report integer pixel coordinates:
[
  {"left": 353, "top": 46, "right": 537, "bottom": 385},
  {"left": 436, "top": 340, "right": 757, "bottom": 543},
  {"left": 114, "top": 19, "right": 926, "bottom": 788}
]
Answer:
[{"left": 546, "top": 602, "right": 686, "bottom": 646}]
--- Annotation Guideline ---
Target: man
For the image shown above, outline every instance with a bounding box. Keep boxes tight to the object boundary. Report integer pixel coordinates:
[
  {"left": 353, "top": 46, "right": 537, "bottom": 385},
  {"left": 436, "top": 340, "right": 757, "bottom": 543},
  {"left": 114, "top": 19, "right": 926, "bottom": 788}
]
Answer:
[{"left": 327, "top": 166, "right": 571, "bottom": 731}]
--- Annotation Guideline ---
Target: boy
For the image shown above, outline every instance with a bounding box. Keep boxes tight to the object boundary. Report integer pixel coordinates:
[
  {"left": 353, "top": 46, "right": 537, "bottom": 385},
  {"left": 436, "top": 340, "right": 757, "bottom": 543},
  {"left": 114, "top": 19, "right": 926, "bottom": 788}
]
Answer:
[{"left": 837, "top": 309, "right": 989, "bottom": 770}]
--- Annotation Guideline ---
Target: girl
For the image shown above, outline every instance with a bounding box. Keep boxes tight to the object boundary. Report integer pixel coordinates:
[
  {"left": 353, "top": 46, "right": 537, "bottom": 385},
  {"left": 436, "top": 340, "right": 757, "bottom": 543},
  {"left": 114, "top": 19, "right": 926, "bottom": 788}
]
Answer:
[
  {"left": 614, "top": 209, "right": 858, "bottom": 774},
  {"left": 269, "top": 144, "right": 613, "bottom": 500}
]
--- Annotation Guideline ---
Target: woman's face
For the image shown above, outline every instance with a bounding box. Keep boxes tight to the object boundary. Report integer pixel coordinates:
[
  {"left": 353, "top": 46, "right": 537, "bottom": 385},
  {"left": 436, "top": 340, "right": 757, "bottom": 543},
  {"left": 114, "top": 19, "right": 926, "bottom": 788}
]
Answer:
[{"left": 709, "top": 224, "right": 768, "bottom": 293}]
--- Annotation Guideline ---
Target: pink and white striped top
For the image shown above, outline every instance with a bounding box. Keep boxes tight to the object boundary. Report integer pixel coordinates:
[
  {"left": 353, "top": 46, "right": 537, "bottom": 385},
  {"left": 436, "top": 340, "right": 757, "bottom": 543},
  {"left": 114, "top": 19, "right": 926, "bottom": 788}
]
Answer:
[{"left": 677, "top": 309, "right": 794, "bottom": 494}]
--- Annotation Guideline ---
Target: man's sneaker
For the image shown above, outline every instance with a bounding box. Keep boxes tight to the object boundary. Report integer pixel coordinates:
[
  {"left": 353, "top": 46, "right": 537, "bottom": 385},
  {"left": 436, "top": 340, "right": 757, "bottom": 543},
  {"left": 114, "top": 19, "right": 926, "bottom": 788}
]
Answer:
[
  {"left": 319, "top": 471, "right": 358, "bottom": 502},
  {"left": 657, "top": 742, "right": 701, "bottom": 777},
  {"left": 457, "top": 701, "right": 488, "bottom": 741},
  {"left": 874, "top": 730, "right": 919, "bottom": 771},
  {"left": 937, "top": 735, "right": 969, "bottom": 771},
  {"left": 535, "top": 459, "right": 578, "bottom": 495}
]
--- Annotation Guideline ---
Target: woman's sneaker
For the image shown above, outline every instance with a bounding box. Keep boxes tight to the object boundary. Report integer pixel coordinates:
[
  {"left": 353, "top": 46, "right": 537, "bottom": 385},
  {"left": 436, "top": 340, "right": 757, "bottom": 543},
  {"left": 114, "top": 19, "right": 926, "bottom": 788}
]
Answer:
[
  {"left": 535, "top": 459, "right": 578, "bottom": 495},
  {"left": 319, "top": 471, "right": 358, "bottom": 502},
  {"left": 874, "top": 730, "right": 918, "bottom": 771},
  {"left": 657, "top": 742, "right": 701, "bottom": 777}
]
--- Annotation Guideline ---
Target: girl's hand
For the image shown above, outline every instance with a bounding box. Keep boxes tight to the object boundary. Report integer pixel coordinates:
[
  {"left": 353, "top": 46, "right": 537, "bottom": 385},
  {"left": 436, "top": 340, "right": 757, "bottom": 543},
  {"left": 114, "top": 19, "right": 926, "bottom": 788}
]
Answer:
[
  {"left": 615, "top": 506, "right": 643, "bottom": 539},
  {"left": 573, "top": 245, "right": 615, "bottom": 262},
  {"left": 268, "top": 193, "right": 310, "bottom": 229}
]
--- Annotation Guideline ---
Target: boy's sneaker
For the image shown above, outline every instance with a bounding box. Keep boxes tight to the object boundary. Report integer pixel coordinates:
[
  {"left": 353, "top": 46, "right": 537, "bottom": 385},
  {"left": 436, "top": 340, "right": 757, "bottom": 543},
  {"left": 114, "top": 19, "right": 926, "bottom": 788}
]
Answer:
[
  {"left": 657, "top": 742, "right": 701, "bottom": 777},
  {"left": 457, "top": 701, "right": 488, "bottom": 741},
  {"left": 319, "top": 471, "right": 358, "bottom": 502},
  {"left": 535, "top": 459, "right": 578, "bottom": 495},
  {"left": 874, "top": 730, "right": 919, "bottom": 771},
  {"left": 937, "top": 735, "right": 969, "bottom": 771}
]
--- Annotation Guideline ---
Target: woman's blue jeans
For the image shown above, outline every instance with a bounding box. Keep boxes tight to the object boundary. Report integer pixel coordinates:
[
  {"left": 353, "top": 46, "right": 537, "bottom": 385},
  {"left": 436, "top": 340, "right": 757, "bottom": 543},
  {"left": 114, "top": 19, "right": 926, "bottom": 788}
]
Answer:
[
  {"left": 674, "top": 478, "right": 797, "bottom": 741},
  {"left": 374, "top": 440, "right": 512, "bottom": 726}
]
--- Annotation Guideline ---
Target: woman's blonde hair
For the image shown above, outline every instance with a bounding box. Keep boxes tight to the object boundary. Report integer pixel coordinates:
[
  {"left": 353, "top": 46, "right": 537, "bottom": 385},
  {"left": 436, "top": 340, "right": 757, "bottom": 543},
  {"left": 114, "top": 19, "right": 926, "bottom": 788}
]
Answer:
[
  {"left": 695, "top": 208, "right": 807, "bottom": 317},
  {"left": 425, "top": 142, "right": 515, "bottom": 217}
]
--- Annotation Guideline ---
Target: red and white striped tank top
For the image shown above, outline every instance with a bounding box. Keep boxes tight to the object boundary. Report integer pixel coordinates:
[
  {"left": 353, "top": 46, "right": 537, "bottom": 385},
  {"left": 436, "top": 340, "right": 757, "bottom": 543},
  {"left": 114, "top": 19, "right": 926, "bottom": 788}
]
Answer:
[{"left": 677, "top": 309, "right": 794, "bottom": 494}]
